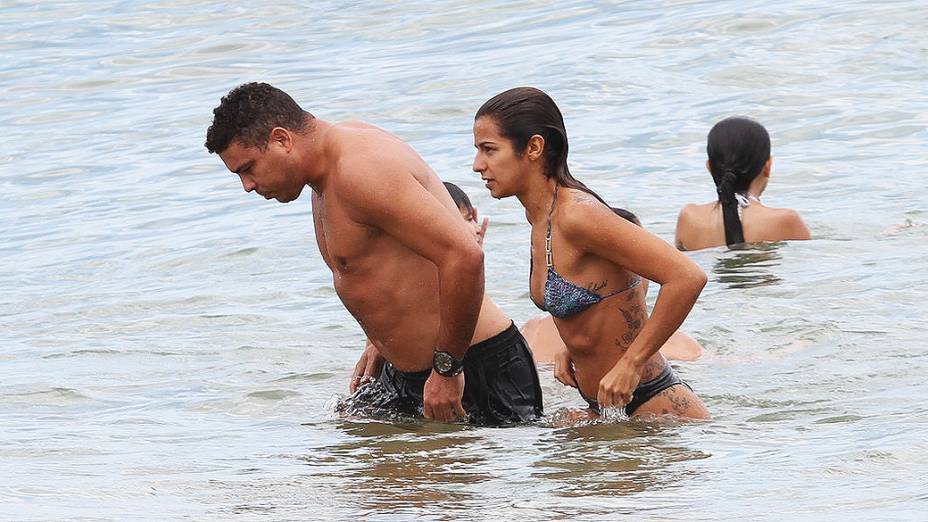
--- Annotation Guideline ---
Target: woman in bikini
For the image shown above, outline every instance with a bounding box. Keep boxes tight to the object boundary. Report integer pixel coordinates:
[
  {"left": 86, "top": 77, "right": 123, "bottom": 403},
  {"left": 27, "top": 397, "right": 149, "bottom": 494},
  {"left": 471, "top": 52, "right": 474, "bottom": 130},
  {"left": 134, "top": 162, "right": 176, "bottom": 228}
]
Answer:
[
  {"left": 472, "top": 87, "right": 710, "bottom": 419},
  {"left": 674, "top": 116, "right": 811, "bottom": 251},
  {"left": 521, "top": 206, "right": 703, "bottom": 370}
]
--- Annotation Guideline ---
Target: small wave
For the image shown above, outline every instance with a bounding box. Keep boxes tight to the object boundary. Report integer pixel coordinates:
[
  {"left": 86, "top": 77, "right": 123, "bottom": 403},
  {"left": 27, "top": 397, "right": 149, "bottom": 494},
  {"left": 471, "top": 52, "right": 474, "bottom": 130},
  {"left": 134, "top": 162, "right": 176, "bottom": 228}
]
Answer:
[
  {"left": 813, "top": 414, "right": 865, "bottom": 424},
  {"left": 245, "top": 389, "right": 302, "bottom": 401},
  {"left": 42, "top": 349, "right": 122, "bottom": 359},
  {"left": 272, "top": 372, "right": 335, "bottom": 383},
  {"left": 221, "top": 247, "right": 260, "bottom": 258},
  {"left": 1, "top": 387, "right": 91, "bottom": 404}
]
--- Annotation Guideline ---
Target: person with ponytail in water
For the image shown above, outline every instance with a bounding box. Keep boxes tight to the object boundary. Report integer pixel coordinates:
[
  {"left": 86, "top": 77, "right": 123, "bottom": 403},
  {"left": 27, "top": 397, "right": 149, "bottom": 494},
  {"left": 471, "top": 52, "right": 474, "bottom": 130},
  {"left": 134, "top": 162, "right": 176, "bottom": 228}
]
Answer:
[
  {"left": 675, "top": 117, "right": 811, "bottom": 251},
  {"left": 473, "top": 87, "right": 710, "bottom": 420}
]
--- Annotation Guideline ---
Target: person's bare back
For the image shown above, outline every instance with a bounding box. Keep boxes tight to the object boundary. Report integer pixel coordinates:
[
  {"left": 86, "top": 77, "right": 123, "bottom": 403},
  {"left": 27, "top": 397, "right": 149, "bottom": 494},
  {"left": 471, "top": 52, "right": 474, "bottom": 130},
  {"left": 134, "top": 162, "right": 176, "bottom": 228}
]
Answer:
[
  {"left": 676, "top": 200, "right": 809, "bottom": 251},
  {"left": 674, "top": 117, "right": 810, "bottom": 251}
]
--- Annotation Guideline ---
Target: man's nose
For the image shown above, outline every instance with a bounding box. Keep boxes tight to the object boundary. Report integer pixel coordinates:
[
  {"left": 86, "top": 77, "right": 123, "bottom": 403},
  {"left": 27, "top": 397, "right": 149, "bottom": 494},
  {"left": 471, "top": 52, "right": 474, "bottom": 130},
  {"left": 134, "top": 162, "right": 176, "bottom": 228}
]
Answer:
[{"left": 239, "top": 174, "right": 256, "bottom": 192}]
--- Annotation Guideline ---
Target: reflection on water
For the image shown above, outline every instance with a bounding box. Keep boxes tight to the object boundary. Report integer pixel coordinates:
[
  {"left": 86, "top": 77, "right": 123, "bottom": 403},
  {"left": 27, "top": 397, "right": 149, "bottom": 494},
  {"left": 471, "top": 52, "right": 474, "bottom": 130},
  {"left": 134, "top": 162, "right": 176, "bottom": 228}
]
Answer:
[
  {"left": 532, "top": 422, "right": 710, "bottom": 498},
  {"left": 293, "top": 418, "right": 711, "bottom": 517},
  {"left": 713, "top": 242, "right": 784, "bottom": 289},
  {"left": 307, "top": 420, "right": 489, "bottom": 511}
]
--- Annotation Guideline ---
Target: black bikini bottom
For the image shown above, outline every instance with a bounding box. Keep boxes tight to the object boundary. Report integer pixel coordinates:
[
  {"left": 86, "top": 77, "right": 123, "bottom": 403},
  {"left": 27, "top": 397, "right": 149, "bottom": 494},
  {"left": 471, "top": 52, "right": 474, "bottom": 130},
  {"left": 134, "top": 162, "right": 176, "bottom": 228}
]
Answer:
[{"left": 580, "top": 363, "right": 689, "bottom": 416}]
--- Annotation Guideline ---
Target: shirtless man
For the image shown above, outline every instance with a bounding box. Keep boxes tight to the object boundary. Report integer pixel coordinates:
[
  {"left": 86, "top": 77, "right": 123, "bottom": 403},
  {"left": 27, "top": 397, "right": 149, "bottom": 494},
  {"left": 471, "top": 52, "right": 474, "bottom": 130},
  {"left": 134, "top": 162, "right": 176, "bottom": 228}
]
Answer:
[{"left": 205, "top": 83, "right": 542, "bottom": 424}]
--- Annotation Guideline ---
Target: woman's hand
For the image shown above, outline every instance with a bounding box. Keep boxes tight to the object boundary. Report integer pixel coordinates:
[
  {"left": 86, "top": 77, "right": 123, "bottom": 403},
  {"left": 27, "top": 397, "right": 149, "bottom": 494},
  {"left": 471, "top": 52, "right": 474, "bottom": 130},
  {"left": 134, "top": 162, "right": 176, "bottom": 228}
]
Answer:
[
  {"left": 597, "top": 357, "right": 642, "bottom": 409},
  {"left": 553, "top": 346, "right": 578, "bottom": 388}
]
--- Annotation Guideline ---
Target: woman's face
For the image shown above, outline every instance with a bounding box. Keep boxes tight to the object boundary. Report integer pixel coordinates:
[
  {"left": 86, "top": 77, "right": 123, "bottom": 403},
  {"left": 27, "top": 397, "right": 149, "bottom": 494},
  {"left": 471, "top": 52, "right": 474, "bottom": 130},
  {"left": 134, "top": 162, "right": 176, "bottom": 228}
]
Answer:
[{"left": 472, "top": 116, "right": 527, "bottom": 199}]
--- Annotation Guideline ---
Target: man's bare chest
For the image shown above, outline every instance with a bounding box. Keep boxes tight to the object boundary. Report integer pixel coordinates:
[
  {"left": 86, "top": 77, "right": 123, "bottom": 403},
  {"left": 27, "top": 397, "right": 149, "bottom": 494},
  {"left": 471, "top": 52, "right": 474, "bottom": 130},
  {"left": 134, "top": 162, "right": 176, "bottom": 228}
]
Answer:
[{"left": 314, "top": 201, "right": 379, "bottom": 271}]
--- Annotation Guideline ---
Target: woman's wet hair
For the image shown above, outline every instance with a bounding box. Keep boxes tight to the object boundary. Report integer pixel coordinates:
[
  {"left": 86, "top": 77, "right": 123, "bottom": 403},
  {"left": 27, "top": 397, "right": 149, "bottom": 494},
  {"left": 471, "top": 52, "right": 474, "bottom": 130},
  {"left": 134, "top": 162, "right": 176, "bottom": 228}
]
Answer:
[
  {"left": 706, "top": 116, "right": 771, "bottom": 245},
  {"left": 611, "top": 207, "right": 641, "bottom": 227},
  {"left": 476, "top": 87, "right": 606, "bottom": 204},
  {"left": 443, "top": 182, "right": 474, "bottom": 216}
]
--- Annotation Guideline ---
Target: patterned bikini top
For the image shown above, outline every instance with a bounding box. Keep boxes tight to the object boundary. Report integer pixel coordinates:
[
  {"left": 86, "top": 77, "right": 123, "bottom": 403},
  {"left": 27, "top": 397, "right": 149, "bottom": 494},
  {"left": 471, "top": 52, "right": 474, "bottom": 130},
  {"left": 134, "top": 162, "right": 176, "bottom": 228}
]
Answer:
[{"left": 531, "top": 187, "right": 641, "bottom": 319}]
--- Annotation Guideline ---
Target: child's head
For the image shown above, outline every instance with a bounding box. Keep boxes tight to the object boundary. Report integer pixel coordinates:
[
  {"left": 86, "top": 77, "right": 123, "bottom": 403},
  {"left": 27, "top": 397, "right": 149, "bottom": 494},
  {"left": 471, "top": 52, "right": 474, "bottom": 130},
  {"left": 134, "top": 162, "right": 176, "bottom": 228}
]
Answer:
[
  {"left": 443, "top": 182, "right": 484, "bottom": 244},
  {"left": 444, "top": 182, "right": 475, "bottom": 219}
]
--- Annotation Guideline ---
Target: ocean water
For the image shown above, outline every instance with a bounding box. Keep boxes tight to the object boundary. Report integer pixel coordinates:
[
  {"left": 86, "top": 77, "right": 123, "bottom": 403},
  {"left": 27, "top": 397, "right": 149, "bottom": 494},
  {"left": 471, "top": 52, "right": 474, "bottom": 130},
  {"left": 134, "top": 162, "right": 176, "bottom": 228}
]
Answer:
[{"left": 1, "top": 1, "right": 926, "bottom": 520}]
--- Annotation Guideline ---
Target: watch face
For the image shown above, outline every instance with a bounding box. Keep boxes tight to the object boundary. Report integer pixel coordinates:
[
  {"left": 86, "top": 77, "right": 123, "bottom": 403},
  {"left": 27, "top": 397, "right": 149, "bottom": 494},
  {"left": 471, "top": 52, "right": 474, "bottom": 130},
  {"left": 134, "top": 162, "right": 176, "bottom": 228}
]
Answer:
[{"left": 434, "top": 352, "right": 454, "bottom": 373}]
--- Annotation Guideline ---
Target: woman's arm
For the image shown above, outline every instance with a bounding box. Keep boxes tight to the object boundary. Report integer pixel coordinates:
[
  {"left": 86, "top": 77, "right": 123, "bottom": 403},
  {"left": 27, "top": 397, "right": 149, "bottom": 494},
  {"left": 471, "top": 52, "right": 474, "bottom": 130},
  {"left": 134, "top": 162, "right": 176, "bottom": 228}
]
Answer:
[{"left": 561, "top": 198, "right": 707, "bottom": 408}]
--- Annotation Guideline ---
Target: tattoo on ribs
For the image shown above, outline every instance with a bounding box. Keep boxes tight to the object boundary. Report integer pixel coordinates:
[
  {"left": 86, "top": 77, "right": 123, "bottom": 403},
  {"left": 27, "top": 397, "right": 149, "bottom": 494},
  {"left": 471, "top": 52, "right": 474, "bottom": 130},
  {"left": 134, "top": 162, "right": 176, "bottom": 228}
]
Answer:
[
  {"left": 641, "top": 359, "right": 663, "bottom": 379},
  {"left": 620, "top": 305, "right": 645, "bottom": 345}
]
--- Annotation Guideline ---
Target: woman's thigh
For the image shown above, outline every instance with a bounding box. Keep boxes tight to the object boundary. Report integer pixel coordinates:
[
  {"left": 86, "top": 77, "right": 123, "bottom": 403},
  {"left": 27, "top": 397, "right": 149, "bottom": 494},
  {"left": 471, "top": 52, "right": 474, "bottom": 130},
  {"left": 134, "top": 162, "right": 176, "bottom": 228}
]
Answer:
[{"left": 631, "top": 384, "right": 711, "bottom": 420}]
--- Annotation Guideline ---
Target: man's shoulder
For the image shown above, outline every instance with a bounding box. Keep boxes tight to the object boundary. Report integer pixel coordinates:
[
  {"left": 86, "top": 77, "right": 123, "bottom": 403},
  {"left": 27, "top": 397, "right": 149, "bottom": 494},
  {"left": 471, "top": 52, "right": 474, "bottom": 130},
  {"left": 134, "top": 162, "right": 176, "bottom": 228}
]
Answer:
[
  {"left": 332, "top": 153, "right": 410, "bottom": 194},
  {"left": 332, "top": 120, "right": 404, "bottom": 152},
  {"left": 335, "top": 120, "right": 376, "bottom": 130},
  {"left": 328, "top": 155, "right": 434, "bottom": 226}
]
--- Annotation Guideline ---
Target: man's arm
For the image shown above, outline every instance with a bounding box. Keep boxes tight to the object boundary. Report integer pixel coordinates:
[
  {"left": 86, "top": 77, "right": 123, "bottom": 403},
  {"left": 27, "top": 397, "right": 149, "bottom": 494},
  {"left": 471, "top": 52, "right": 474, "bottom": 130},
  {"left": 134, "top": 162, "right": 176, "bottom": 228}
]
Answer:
[
  {"left": 341, "top": 160, "right": 484, "bottom": 360},
  {"left": 341, "top": 159, "right": 483, "bottom": 422},
  {"left": 562, "top": 200, "right": 707, "bottom": 408}
]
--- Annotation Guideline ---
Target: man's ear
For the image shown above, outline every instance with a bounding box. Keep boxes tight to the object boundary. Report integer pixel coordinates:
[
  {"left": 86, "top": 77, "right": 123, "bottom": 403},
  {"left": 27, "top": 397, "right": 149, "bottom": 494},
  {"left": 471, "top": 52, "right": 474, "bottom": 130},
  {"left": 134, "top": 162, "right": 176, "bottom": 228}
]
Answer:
[
  {"left": 471, "top": 206, "right": 479, "bottom": 222},
  {"left": 763, "top": 156, "right": 773, "bottom": 178},
  {"left": 269, "top": 127, "right": 293, "bottom": 152},
  {"left": 526, "top": 134, "right": 545, "bottom": 161},
  {"left": 705, "top": 159, "right": 712, "bottom": 173}
]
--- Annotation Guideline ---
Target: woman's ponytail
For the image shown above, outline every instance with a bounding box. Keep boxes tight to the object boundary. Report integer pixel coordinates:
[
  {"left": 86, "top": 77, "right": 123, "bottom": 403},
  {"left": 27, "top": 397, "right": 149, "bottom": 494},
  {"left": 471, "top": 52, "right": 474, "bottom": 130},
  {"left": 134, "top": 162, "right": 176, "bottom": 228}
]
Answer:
[
  {"left": 717, "top": 168, "right": 745, "bottom": 245},
  {"left": 707, "top": 117, "right": 771, "bottom": 246}
]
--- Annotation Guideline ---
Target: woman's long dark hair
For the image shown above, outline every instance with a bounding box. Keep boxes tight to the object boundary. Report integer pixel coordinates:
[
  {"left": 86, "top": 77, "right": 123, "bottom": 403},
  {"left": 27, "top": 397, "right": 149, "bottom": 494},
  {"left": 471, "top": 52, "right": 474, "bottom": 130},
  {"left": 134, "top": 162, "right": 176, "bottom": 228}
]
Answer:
[
  {"left": 476, "top": 87, "right": 606, "bottom": 204},
  {"left": 707, "top": 117, "right": 771, "bottom": 245}
]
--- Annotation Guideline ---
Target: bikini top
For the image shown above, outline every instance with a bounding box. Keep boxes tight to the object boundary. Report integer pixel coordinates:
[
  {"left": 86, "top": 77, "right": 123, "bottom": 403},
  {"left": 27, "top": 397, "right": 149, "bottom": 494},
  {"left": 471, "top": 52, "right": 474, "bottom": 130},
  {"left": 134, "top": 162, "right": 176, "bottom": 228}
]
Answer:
[
  {"left": 734, "top": 192, "right": 760, "bottom": 219},
  {"left": 530, "top": 186, "right": 641, "bottom": 319}
]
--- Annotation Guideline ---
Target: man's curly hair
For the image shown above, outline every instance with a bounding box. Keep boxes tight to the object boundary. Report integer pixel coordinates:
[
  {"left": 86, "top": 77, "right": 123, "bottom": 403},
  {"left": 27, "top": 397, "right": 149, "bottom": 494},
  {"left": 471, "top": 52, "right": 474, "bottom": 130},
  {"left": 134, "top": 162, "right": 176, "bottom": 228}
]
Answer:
[{"left": 205, "top": 82, "right": 312, "bottom": 154}]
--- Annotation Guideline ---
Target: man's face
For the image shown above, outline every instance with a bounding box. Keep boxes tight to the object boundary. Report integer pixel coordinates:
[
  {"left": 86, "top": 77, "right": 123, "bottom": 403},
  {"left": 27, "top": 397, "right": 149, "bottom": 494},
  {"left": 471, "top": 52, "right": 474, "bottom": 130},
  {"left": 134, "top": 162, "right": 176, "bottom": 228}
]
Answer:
[{"left": 218, "top": 139, "right": 303, "bottom": 203}]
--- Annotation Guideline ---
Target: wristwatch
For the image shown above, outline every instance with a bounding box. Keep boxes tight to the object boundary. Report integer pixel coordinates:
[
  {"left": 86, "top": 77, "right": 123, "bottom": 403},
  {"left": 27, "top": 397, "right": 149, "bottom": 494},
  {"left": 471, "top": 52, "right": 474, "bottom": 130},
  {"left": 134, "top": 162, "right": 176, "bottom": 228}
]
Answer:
[{"left": 432, "top": 350, "right": 464, "bottom": 377}]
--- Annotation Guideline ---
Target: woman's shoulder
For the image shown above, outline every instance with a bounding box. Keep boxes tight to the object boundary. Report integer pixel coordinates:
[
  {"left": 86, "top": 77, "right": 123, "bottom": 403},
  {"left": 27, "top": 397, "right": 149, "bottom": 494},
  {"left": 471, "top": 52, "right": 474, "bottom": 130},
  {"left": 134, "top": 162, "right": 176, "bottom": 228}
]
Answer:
[
  {"left": 561, "top": 187, "right": 601, "bottom": 206},
  {"left": 675, "top": 201, "right": 718, "bottom": 231},
  {"left": 558, "top": 189, "right": 612, "bottom": 225},
  {"left": 675, "top": 202, "right": 723, "bottom": 250},
  {"left": 771, "top": 207, "right": 811, "bottom": 239},
  {"left": 752, "top": 204, "right": 811, "bottom": 240},
  {"left": 677, "top": 201, "right": 716, "bottom": 218}
]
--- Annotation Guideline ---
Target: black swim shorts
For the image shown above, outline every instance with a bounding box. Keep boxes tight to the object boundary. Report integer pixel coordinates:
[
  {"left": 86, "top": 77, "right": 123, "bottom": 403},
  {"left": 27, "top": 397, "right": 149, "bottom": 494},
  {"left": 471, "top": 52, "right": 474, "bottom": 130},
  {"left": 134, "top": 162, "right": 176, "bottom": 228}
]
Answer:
[{"left": 342, "top": 321, "right": 544, "bottom": 425}]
